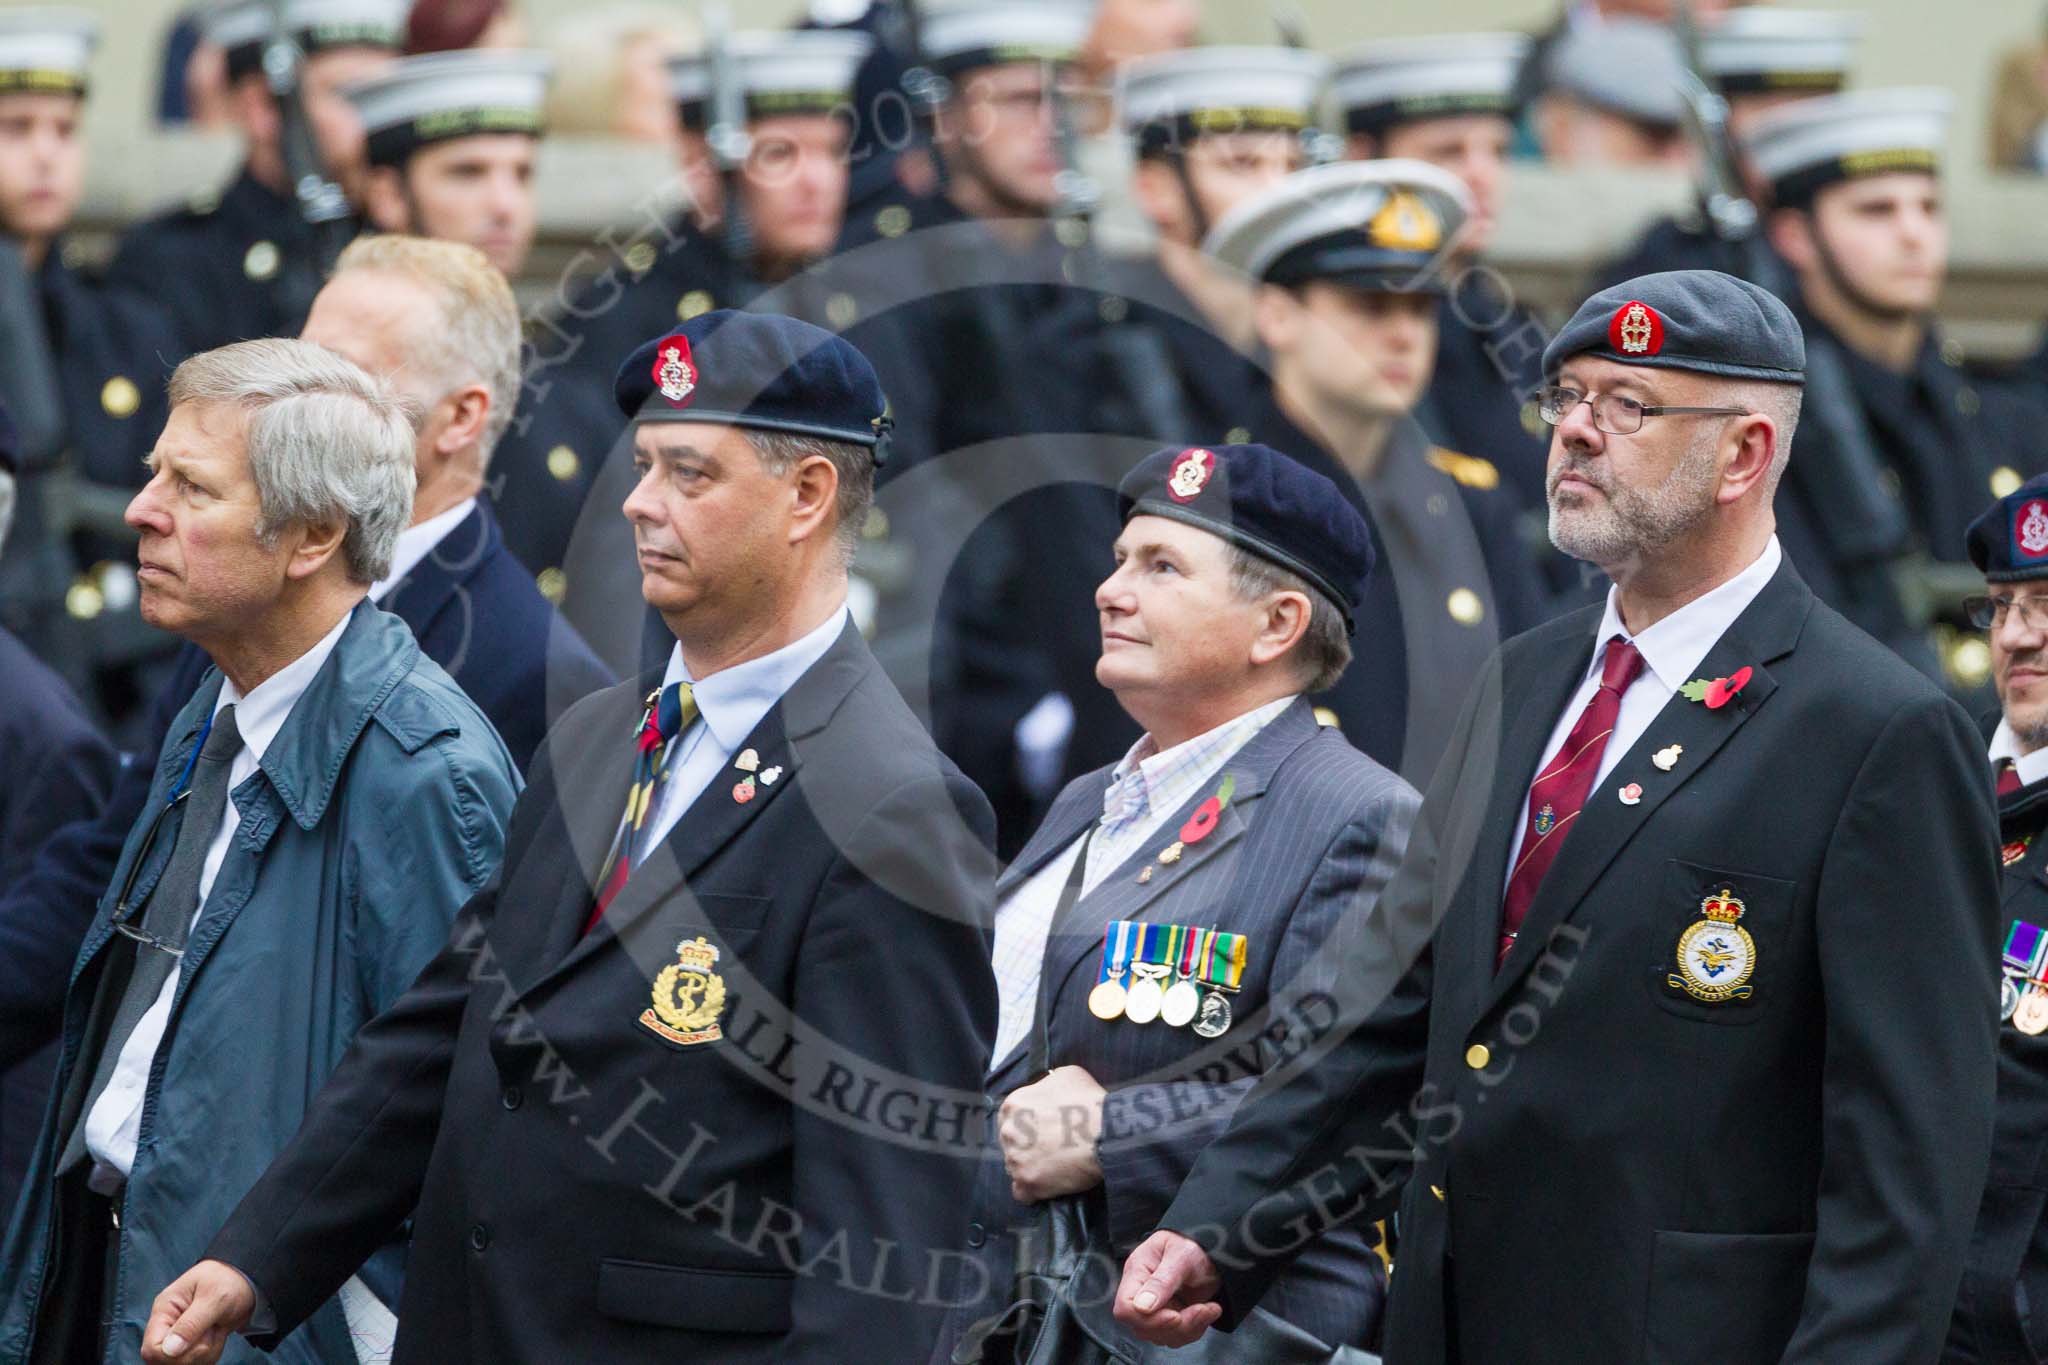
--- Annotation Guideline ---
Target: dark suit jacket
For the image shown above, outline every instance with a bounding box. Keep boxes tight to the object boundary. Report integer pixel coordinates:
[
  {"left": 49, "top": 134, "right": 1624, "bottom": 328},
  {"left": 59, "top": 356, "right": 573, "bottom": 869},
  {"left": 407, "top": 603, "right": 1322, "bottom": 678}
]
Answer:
[
  {"left": 1159, "top": 562, "right": 2001, "bottom": 1365},
  {"left": 0, "top": 503, "right": 611, "bottom": 1074},
  {"left": 940, "top": 700, "right": 1416, "bottom": 1361},
  {"left": 206, "top": 621, "right": 1000, "bottom": 1364},
  {"left": 0, "top": 628, "right": 115, "bottom": 1215},
  {"left": 1948, "top": 774, "right": 2048, "bottom": 1365}
]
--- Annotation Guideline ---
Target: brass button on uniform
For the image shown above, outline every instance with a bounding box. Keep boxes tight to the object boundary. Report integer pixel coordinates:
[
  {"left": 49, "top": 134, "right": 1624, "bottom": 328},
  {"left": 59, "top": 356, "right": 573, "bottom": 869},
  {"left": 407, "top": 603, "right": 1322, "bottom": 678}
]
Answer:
[
  {"left": 1993, "top": 466, "right": 2023, "bottom": 498},
  {"left": 1465, "top": 1043, "right": 1491, "bottom": 1070},
  {"left": 1941, "top": 336, "right": 1966, "bottom": 367},
  {"left": 243, "top": 240, "right": 279, "bottom": 281},
  {"left": 1225, "top": 427, "right": 1251, "bottom": 445},
  {"left": 100, "top": 376, "right": 139, "bottom": 419},
  {"left": 1447, "top": 588, "right": 1484, "bottom": 627},
  {"left": 826, "top": 292, "right": 859, "bottom": 329},
  {"left": 677, "top": 289, "right": 714, "bottom": 320},
  {"left": 547, "top": 444, "right": 580, "bottom": 481},
  {"left": 876, "top": 204, "right": 911, "bottom": 239},
  {"left": 623, "top": 241, "right": 657, "bottom": 275},
  {"left": 536, "top": 567, "right": 567, "bottom": 603},
  {"left": 1957, "top": 387, "right": 1981, "bottom": 418}
]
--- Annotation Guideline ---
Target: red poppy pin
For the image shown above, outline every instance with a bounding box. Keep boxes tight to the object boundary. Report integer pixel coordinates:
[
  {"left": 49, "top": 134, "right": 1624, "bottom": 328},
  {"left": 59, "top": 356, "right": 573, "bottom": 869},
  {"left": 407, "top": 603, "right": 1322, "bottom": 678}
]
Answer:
[
  {"left": 1679, "top": 665, "right": 1753, "bottom": 710},
  {"left": 1178, "top": 773, "right": 1238, "bottom": 846}
]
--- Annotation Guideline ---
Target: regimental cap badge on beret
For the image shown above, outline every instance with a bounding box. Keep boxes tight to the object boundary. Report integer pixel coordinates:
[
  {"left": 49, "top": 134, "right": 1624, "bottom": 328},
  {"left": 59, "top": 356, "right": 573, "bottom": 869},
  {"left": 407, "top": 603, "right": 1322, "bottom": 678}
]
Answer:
[
  {"left": 653, "top": 334, "right": 698, "bottom": 407},
  {"left": 1609, "top": 301, "right": 1665, "bottom": 357},
  {"left": 2016, "top": 499, "right": 2048, "bottom": 562},
  {"left": 1167, "top": 448, "right": 1216, "bottom": 502}
]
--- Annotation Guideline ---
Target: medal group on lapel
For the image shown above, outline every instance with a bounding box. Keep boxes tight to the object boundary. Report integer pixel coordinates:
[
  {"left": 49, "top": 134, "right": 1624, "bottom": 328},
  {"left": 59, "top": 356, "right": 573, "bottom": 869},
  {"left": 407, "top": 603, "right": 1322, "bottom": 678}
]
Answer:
[
  {"left": 1089, "top": 920, "right": 1248, "bottom": 1038},
  {"left": 2003, "top": 919, "right": 2048, "bottom": 1032}
]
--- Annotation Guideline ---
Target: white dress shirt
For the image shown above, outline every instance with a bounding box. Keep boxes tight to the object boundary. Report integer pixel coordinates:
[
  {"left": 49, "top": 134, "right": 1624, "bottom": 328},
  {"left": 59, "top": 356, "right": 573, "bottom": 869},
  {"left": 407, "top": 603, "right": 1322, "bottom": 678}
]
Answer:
[
  {"left": 367, "top": 496, "right": 476, "bottom": 604},
  {"left": 1502, "top": 538, "right": 1783, "bottom": 895},
  {"left": 1989, "top": 720, "right": 2048, "bottom": 788},
  {"left": 988, "top": 696, "right": 1296, "bottom": 1064},
  {"left": 637, "top": 605, "right": 851, "bottom": 861},
  {"left": 83, "top": 607, "right": 354, "bottom": 1181}
]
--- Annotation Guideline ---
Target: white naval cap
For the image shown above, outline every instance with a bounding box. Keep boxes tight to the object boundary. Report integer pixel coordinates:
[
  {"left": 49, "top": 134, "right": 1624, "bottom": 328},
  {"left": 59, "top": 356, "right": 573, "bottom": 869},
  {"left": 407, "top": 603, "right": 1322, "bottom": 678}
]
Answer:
[
  {"left": 1540, "top": 18, "right": 1688, "bottom": 129},
  {"left": 1331, "top": 32, "right": 1530, "bottom": 136},
  {"left": 916, "top": 1, "right": 1095, "bottom": 81},
  {"left": 344, "top": 50, "right": 553, "bottom": 167},
  {"left": 1702, "top": 8, "right": 1861, "bottom": 96},
  {"left": 0, "top": 9, "right": 98, "bottom": 96},
  {"left": 205, "top": 0, "right": 406, "bottom": 79},
  {"left": 1204, "top": 158, "right": 1472, "bottom": 291},
  {"left": 668, "top": 29, "right": 871, "bottom": 125},
  {"left": 1117, "top": 46, "right": 1330, "bottom": 155},
  {"left": 1745, "top": 86, "right": 1952, "bottom": 206}
]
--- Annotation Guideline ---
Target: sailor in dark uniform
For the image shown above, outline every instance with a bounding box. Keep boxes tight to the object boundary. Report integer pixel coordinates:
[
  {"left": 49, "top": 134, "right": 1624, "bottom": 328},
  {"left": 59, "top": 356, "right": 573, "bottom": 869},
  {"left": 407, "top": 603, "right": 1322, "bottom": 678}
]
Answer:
[
  {"left": 1949, "top": 478, "right": 2048, "bottom": 1363},
  {"left": 1207, "top": 159, "right": 1546, "bottom": 787},
  {"left": 1333, "top": 33, "right": 1555, "bottom": 529},
  {"left": 1595, "top": 7, "right": 1862, "bottom": 289},
  {"left": 0, "top": 9, "right": 185, "bottom": 721},
  {"left": 509, "top": 28, "right": 869, "bottom": 638},
  {"left": 103, "top": 0, "right": 402, "bottom": 358},
  {"left": 1752, "top": 87, "right": 2048, "bottom": 698}
]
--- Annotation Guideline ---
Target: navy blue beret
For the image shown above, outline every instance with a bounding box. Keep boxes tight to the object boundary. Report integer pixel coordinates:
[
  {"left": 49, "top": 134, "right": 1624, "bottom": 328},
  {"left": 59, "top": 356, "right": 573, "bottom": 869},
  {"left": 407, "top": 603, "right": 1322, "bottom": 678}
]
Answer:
[
  {"left": 1117, "top": 443, "right": 1375, "bottom": 630},
  {"left": 614, "top": 310, "right": 892, "bottom": 462},
  {"left": 1542, "top": 269, "right": 1806, "bottom": 385},
  {"left": 1968, "top": 474, "right": 2048, "bottom": 582}
]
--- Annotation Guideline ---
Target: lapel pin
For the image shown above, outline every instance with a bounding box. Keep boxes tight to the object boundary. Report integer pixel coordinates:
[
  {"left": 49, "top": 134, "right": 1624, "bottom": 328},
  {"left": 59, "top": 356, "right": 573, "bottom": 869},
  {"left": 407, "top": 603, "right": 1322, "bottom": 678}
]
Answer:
[
  {"left": 732, "top": 776, "right": 756, "bottom": 804},
  {"left": 1619, "top": 782, "right": 1643, "bottom": 806},
  {"left": 1652, "top": 744, "right": 1682, "bottom": 771},
  {"left": 759, "top": 765, "right": 782, "bottom": 786},
  {"left": 1679, "top": 665, "right": 1754, "bottom": 711},
  {"left": 736, "top": 749, "right": 760, "bottom": 773},
  {"left": 1138, "top": 866, "right": 1154, "bottom": 884},
  {"left": 1158, "top": 841, "right": 1184, "bottom": 865}
]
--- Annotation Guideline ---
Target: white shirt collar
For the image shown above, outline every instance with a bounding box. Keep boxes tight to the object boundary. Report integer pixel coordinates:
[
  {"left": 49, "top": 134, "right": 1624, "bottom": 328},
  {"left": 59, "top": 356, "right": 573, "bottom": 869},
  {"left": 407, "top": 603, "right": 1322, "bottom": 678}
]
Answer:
[
  {"left": 1102, "top": 695, "right": 1297, "bottom": 824},
  {"left": 368, "top": 497, "right": 478, "bottom": 604},
  {"left": 1989, "top": 719, "right": 2048, "bottom": 788},
  {"left": 212, "top": 605, "right": 355, "bottom": 764},
  {"left": 1585, "top": 537, "right": 1783, "bottom": 691},
  {"left": 658, "top": 603, "right": 851, "bottom": 752}
]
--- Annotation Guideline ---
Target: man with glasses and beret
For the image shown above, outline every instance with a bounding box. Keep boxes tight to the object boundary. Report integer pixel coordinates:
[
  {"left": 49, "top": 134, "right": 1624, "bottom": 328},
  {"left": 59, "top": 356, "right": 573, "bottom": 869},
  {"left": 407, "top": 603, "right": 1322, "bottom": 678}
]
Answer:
[
  {"left": 140, "top": 312, "right": 999, "bottom": 1365},
  {"left": 1112, "top": 269, "right": 2001, "bottom": 1363},
  {"left": 1948, "top": 476, "right": 2048, "bottom": 1363}
]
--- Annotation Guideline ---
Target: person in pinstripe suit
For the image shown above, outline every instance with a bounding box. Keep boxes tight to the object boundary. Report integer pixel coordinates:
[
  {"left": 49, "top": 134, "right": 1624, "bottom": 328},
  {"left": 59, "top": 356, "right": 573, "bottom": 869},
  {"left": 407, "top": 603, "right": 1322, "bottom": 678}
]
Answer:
[{"left": 938, "top": 443, "right": 1419, "bottom": 1365}]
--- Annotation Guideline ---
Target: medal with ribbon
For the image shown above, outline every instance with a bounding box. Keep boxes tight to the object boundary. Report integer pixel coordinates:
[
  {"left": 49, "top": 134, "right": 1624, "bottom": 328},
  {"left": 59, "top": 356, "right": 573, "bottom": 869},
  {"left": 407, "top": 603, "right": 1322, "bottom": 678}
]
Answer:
[
  {"left": 1089, "top": 920, "right": 1138, "bottom": 1020},
  {"left": 2003, "top": 919, "right": 2048, "bottom": 1030}
]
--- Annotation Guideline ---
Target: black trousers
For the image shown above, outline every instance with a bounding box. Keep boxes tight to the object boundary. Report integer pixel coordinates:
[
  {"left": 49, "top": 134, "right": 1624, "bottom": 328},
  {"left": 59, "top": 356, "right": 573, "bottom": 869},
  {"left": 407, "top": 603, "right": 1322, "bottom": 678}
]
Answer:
[{"left": 27, "top": 1170, "right": 118, "bottom": 1365}]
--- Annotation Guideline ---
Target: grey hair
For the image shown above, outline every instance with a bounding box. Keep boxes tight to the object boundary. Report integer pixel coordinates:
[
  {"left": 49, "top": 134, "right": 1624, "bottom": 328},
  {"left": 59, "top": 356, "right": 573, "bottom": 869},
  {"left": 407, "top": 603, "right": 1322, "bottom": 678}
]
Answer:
[
  {"left": 748, "top": 429, "right": 876, "bottom": 565},
  {"left": 167, "top": 338, "right": 419, "bottom": 584},
  {"left": 332, "top": 234, "right": 522, "bottom": 465},
  {"left": 1742, "top": 380, "right": 1804, "bottom": 497},
  {"left": 0, "top": 467, "right": 13, "bottom": 560},
  {"left": 1227, "top": 546, "right": 1352, "bottom": 693}
]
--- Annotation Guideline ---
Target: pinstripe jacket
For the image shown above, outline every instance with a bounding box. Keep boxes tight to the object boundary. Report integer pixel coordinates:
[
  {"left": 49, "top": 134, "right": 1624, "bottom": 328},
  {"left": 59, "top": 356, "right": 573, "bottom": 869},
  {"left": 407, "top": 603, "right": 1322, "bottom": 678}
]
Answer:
[{"left": 938, "top": 698, "right": 1419, "bottom": 1362}]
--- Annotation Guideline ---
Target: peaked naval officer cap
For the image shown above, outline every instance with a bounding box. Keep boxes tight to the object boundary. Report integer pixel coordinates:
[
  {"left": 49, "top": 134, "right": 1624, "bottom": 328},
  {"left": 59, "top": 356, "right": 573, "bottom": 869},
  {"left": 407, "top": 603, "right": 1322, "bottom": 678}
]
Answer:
[
  {"left": 1542, "top": 269, "right": 1807, "bottom": 384},
  {"left": 344, "top": 50, "right": 552, "bottom": 168},
  {"left": 1118, "top": 443, "right": 1375, "bottom": 631},
  {"left": 205, "top": 0, "right": 406, "bottom": 82},
  {"left": 1701, "top": 8, "right": 1861, "bottom": 98},
  {"left": 1744, "top": 86, "right": 1953, "bottom": 209},
  {"left": 916, "top": 1, "right": 1094, "bottom": 83},
  {"left": 0, "top": 9, "right": 98, "bottom": 97},
  {"left": 1117, "top": 46, "right": 1331, "bottom": 158},
  {"left": 1540, "top": 17, "right": 1688, "bottom": 130},
  {"left": 1332, "top": 32, "right": 1530, "bottom": 138},
  {"left": 1968, "top": 475, "right": 2048, "bottom": 582},
  {"left": 614, "top": 310, "right": 894, "bottom": 464},
  {"left": 1204, "top": 158, "right": 1471, "bottom": 295},
  {"left": 669, "top": 29, "right": 871, "bottom": 128}
]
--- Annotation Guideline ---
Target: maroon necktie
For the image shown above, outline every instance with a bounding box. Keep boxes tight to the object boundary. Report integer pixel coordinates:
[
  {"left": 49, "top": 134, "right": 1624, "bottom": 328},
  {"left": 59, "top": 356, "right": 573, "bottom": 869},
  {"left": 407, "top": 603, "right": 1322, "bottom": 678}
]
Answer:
[
  {"left": 1999, "top": 759, "right": 2023, "bottom": 798},
  {"left": 1499, "top": 638, "right": 1646, "bottom": 967}
]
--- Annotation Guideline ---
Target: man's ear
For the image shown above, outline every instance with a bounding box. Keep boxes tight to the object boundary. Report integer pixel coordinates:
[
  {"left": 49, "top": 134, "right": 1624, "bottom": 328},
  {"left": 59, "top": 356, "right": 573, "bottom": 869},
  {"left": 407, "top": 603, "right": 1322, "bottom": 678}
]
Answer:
[
  {"left": 284, "top": 516, "right": 350, "bottom": 582},
  {"left": 1247, "top": 589, "right": 1312, "bottom": 669},
  {"left": 1766, "top": 207, "right": 1816, "bottom": 274},
  {"left": 1717, "top": 410, "right": 1778, "bottom": 506},
  {"left": 1251, "top": 285, "right": 1300, "bottom": 357},
  {"left": 1132, "top": 158, "right": 1180, "bottom": 235},
  {"left": 362, "top": 166, "right": 410, "bottom": 234},
  {"left": 434, "top": 383, "right": 491, "bottom": 458},
  {"left": 787, "top": 452, "right": 842, "bottom": 547}
]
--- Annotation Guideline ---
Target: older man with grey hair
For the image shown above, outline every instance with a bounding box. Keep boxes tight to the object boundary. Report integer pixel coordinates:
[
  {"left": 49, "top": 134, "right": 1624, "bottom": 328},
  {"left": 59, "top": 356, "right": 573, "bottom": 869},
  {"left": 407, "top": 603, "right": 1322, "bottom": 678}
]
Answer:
[{"left": 0, "top": 339, "right": 521, "bottom": 1365}]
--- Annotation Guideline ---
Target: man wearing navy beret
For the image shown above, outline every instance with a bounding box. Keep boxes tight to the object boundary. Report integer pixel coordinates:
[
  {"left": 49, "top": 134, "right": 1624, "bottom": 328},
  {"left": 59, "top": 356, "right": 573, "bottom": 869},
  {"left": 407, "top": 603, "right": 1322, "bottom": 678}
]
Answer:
[
  {"left": 941, "top": 443, "right": 1416, "bottom": 1362},
  {"left": 1117, "top": 269, "right": 2001, "bottom": 1363},
  {"left": 1948, "top": 475, "right": 2048, "bottom": 1361},
  {"left": 142, "top": 312, "right": 1002, "bottom": 1365}
]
